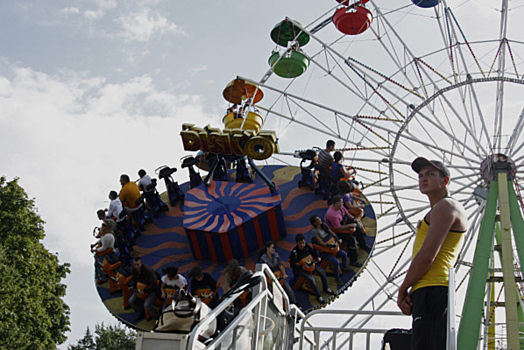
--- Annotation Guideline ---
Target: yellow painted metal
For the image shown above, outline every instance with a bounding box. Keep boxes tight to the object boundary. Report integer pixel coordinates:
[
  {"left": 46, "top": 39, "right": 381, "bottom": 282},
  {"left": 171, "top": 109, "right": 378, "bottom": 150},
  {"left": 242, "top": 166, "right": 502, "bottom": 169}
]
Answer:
[
  {"left": 496, "top": 173, "right": 520, "bottom": 349},
  {"left": 222, "top": 111, "right": 263, "bottom": 133},
  {"left": 488, "top": 276, "right": 495, "bottom": 350},
  {"left": 242, "top": 112, "right": 263, "bottom": 133},
  {"left": 222, "top": 112, "right": 243, "bottom": 130}
]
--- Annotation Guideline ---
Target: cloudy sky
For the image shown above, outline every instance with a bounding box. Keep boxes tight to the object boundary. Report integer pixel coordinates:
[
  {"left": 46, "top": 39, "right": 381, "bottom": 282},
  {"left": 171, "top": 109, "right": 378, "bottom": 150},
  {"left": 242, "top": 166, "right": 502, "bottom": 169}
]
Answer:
[{"left": 0, "top": 0, "right": 519, "bottom": 347}]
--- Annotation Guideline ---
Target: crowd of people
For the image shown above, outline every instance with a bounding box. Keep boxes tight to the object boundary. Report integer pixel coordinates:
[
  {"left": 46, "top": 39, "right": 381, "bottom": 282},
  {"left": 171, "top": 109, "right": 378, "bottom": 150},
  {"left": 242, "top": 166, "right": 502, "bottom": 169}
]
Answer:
[
  {"left": 89, "top": 170, "right": 157, "bottom": 312},
  {"left": 114, "top": 231, "right": 366, "bottom": 324}
]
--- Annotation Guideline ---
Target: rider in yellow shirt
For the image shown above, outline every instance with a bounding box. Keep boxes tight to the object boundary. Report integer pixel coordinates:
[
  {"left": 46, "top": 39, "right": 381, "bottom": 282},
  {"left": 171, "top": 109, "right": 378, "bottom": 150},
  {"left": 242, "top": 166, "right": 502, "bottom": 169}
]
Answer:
[{"left": 119, "top": 174, "right": 141, "bottom": 210}]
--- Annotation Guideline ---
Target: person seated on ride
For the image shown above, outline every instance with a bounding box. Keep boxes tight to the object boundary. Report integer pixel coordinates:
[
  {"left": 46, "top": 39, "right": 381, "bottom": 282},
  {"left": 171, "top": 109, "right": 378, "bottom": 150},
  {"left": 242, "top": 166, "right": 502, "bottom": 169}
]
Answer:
[
  {"left": 289, "top": 234, "right": 334, "bottom": 303},
  {"left": 258, "top": 241, "right": 297, "bottom": 305},
  {"left": 119, "top": 174, "right": 142, "bottom": 212},
  {"left": 325, "top": 195, "right": 371, "bottom": 251},
  {"left": 337, "top": 181, "right": 366, "bottom": 221},
  {"left": 106, "top": 189, "right": 137, "bottom": 248},
  {"left": 331, "top": 151, "right": 357, "bottom": 185},
  {"left": 119, "top": 174, "right": 150, "bottom": 232},
  {"left": 242, "top": 97, "right": 252, "bottom": 110},
  {"left": 222, "top": 259, "right": 251, "bottom": 308},
  {"left": 160, "top": 266, "right": 188, "bottom": 311},
  {"left": 317, "top": 140, "right": 335, "bottom": 173},
  {"left": 227, "top": 104, "right": 238, "bottom": 118},
  {"left": 310, "top": 215, "right": 359, "bottom": 284},
  {"left": 237, "top": 106, "right": 245, "bottom": 119},
  {"left": 96, "top": 209, "right": 106, "bottom": 221},
  {"left": 222, "top": 259, "right": 247, "bottom": 292},
  {"left": 137, "top": 169, "right": 152, "bottom": 193},
  {"left": 188, "top": 266, "right": 219, "bottom": 308},
  {"left": 95, "top": 210, "right": 106, "bottom": 238},
  {"left": 105, "top": 191, "right": 124, "bottom": 223},
  {"left": 91, "top": 219, "right": 116, "bottom": 284},
  {"left": 129, "top": 257, "right": 160, "bottom": 322}
]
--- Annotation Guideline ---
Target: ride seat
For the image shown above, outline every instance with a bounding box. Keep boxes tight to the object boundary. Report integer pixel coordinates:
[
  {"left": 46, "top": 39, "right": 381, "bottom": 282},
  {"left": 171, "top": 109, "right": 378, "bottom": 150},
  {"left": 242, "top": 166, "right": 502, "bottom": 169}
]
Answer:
[
  {"left": 137, "top": 280, "right": 163, "bottom": 321},
  {"left": 292, "top": 275, "right": 316, "bottom": 295},
  {"left": 318, "top": 259, "right": 342, "bottom": 276}
]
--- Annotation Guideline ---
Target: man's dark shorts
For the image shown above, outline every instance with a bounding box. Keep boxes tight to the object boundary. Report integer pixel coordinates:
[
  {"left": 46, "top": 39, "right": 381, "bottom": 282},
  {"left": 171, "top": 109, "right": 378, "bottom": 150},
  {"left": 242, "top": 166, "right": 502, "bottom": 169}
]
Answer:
[{"left": 411, "top": 286, "right": 448, "bottom": 350}]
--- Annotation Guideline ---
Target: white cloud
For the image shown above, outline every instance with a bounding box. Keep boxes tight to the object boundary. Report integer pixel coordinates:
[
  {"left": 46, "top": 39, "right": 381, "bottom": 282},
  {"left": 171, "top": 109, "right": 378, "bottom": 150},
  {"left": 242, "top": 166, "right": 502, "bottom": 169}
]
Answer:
[
  {"left": 84, "top": 0, "right": 117, "bottom": 19},
  {"left": 116, "top": 8, "right": 184, "bottom": 43},
  {"left": 188, "top": 64, "right": 208, "bottom": 77},
  {"left": 84, "top": 74, "right": 204, "bottom": 118},
  {"left": 60, "top": 7, "right": 80, "bottom": 16},
  {"left": 132, "top": 0, "right": 161, "bottom": 6},
  {"left": 84, "top": 9, "right": 105, "bottom": 20},
  {"left": 123, "top": 48, "right": 151, "bottom": 63},
  {"left": 94, "top": 0, "right": 118, "bottom": 10}
]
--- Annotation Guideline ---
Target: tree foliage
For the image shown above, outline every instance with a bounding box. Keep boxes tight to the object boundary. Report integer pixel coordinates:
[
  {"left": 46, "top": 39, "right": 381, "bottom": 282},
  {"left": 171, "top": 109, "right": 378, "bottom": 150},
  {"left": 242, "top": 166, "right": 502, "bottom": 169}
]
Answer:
[
  {"left": 0, "top": 176, "right": 70, "bottom": 349},
  {"left": 68, "top": 323, "right": 136, "bottom": 350}
]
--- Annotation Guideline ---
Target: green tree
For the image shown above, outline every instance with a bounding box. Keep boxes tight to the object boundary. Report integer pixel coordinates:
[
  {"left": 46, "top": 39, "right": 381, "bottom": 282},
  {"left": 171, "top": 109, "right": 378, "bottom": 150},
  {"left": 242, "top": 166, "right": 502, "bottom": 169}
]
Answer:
[
  {"left": 69, "top": 327, "right": 96, "bottom": 350},
  {"left": 0, "top": 177, "right": 70, "bottom": 349},
  {"left": 68, "top": 323, "right": 136, "bottom": 350}
]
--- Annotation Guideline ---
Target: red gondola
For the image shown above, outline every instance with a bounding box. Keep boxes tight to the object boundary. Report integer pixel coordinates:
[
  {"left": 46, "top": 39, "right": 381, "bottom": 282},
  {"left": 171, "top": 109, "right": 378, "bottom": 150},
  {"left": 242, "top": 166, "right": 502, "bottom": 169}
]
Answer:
[{"left": 332, "top": 5, "right": 373, "bottom": 36}]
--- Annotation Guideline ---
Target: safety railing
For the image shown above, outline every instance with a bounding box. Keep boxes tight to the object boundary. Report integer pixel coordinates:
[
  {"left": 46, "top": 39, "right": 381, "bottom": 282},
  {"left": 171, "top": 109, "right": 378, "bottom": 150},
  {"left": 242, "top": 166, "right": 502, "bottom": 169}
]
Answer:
[
  {"left": 298, "top": 309, "right": 408, "bottom": 350},
  {"left": 187, "top": 263, "right": 314, "bottom": 350},
  {"left": 297, "top": 267, "right": 458, "bottom": 350},
  {"left": 448, "top": 267, "right": 456, "bottom": 350}
]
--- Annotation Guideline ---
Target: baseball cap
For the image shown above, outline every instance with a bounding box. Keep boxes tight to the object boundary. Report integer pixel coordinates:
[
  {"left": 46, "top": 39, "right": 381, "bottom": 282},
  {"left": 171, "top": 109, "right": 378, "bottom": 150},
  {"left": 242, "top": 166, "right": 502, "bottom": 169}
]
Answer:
[{"left": 411, "top": 157, "right": 450, "bottom": 177}]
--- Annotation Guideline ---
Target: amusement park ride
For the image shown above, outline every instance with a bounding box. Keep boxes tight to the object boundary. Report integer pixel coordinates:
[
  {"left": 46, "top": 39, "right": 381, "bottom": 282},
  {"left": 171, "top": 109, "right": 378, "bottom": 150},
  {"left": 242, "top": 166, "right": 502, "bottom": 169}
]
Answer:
[{"left": 94, "top": 0, "right": 524, "bottom": 348}]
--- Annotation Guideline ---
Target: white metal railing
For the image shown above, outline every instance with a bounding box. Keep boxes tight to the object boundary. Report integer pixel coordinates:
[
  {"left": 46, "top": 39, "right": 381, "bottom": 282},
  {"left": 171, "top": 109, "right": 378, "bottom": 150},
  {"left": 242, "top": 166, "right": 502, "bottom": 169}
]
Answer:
[
  {"left": 448, "top": 267, "right": 457, "bottom": 350},
  {"left": 298, "top": 309, "right": 407, "bottom": 350},
  {"left": 187, "top": 263, "right": 313, "bottom": 350},
  {"left": 297, "top": 268, "right": 458, "bottom": 350}
]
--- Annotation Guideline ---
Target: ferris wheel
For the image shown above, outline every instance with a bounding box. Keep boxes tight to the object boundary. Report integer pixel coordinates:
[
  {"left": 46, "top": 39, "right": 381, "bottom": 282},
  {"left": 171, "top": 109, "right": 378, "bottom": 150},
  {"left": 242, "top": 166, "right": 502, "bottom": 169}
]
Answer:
[{"left": 238, "top": 0, "right": 524, "bottom": 347}]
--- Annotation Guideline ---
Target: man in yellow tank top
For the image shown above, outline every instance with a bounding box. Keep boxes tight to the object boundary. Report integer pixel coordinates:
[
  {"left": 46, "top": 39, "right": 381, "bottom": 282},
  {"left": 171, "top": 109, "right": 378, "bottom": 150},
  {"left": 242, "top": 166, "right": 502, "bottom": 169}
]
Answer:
[{"left": 397, "top": 157, "right": 467, "bottom": 350}]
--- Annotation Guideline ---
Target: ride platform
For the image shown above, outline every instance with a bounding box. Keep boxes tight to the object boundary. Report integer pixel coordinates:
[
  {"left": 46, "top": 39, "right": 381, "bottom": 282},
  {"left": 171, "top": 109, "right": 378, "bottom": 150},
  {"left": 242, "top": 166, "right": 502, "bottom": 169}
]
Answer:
[{"left": 95, "top": 165, "right": 377, "bottom": 331}]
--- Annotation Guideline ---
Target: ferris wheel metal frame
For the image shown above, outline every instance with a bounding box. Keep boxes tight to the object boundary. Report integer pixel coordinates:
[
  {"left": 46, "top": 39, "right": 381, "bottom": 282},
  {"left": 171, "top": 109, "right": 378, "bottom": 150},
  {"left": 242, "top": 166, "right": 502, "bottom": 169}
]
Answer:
[{"left": 237, "top": 0, "right": 524, "bottom": 348}]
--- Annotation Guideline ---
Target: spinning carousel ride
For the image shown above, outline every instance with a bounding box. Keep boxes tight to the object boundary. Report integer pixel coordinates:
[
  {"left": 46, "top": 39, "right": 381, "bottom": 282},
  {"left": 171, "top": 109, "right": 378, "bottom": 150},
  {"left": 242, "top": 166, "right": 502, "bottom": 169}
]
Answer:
[{"left": 95, "top": 76, "right": 377, "bottom": 332}]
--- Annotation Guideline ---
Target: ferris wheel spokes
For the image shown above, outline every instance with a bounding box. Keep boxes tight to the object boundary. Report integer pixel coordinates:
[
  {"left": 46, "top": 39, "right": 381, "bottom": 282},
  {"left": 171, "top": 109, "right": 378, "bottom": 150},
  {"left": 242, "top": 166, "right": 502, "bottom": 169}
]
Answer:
[
  {"left": 494, "top": 0, "right": 511, "bottom": 152},
  {"left": 505, "top": 108, "right": 524, "bottom": 157},
  {"left": 464, "top": 81, "right": 494, "bottom": 154},
  {"left": 242, "top": 77, "right": 404, "bottom": 159}
]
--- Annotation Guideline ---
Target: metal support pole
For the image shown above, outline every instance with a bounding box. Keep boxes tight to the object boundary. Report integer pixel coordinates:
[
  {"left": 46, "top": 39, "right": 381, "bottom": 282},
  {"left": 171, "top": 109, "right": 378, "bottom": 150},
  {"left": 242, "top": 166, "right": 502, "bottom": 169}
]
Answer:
[
  {"left": 204, "top": 154, "right": 219, "bottom": 187},
  {"left": 494, "top": 219, "right": 524, "bottom": 349},
  {"left": 497, "top": 173, "right": 519, "bottom": 349},
  {"left": 447, "top": 267, "right": 457, "bottom": 350},
  {"left": 457, "top": 180, "right": 498, "bottom": 350},
  {"left": 508, "top": 178, "right": 524, "bottom": 288},
  {"left": 506, "top": 179, "right": 524, "bottom": 348},
  {"left": 248, "top": 158, "right": 276, "bottom": 193},
  {"left": 487, "top": 274, "right": 495, "bottom": 350}
]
